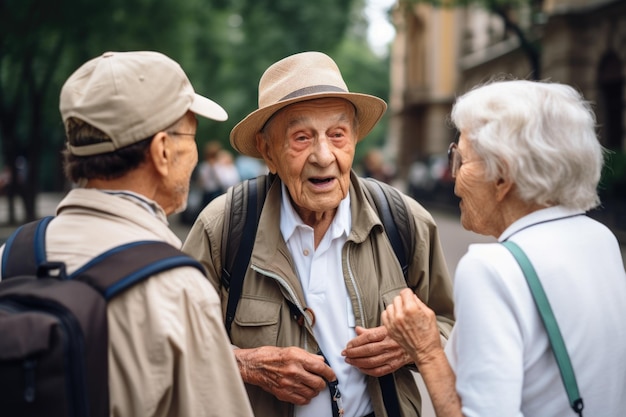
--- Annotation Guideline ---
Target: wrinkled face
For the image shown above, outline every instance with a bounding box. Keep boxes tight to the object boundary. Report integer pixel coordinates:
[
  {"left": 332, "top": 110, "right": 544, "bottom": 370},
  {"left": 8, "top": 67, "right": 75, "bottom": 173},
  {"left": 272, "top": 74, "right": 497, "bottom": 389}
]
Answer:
[
  {"left": 166, "top": 112, "right": 199, "bottom": 215},
  {"left": 454, "top": 133, "right": 499, "bottom": 236},
  {"left": 257, "top": 98, "right": 357, "bottom": 221}
]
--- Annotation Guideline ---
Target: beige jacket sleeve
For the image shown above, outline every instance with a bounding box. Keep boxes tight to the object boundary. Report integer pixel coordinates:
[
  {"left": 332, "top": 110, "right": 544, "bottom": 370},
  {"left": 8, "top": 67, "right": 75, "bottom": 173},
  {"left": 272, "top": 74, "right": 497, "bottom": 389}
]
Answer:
[{"left": 107, "top": 266, "right": 253, "bottom": 417}]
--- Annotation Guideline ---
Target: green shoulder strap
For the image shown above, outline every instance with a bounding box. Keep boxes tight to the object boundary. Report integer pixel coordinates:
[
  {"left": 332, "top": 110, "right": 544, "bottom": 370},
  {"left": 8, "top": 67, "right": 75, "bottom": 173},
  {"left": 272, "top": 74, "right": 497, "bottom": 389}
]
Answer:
[{"left": 502, "top": 240, "right": 584, "bottom": 417}]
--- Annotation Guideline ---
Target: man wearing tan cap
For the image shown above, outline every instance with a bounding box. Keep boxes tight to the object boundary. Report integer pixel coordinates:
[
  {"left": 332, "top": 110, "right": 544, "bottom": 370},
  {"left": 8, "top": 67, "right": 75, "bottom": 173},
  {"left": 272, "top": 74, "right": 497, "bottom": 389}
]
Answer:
[
  {"left": 183, "top": 51, "right": 454, "bottom": 417},
  {"left": 0, "top": 51, "right": 253, "bottom": 417}
]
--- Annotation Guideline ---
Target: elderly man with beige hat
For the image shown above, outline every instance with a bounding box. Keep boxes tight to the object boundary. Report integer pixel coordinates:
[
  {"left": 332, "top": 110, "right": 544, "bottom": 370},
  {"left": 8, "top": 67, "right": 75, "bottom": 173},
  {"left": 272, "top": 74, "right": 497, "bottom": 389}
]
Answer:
[
  {"left": 0, "top": 51, "right": 254, "bottom": 417},
  {"left": 183, "top": 51, "right": 454, "bottom": 417}
]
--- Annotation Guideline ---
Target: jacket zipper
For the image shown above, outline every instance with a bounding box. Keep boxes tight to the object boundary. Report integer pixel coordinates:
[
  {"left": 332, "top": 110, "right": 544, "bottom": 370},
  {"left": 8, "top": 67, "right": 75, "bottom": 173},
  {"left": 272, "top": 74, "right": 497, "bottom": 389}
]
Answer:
[
  {"left": 0, "top": 298, "right": 89, "bottom": 417},
  {"left": 251, "top": 265, "right": 311, "bottom": 349},
  {"left": 345, "top": 246, "right": 366, "bottom": 326},
  {"left": 252, "top": 254, "right": 368, "bottom": 346}
]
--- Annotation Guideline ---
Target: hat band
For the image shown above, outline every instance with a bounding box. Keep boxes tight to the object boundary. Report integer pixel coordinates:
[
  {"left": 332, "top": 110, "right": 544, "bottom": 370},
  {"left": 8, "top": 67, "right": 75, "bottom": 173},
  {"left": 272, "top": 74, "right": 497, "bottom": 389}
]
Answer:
[
  {"left": 67, "top": 141, "right": 116, "bottom": 156},
  {"left": 280, "top": 85, "right": 347, "bottom": 101}
]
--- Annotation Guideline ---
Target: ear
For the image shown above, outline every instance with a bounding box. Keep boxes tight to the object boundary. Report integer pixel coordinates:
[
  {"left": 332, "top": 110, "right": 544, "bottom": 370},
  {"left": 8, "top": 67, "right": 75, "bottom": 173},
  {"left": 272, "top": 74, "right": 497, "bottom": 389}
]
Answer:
[
  {"left": 148, "top": 132, "right": 171, "bottom": 177},
  {"left": 256, "top": 132, "right": 277, "bottom": 174},
  {"left": 495, "top": 175, "right": 514, "bottom": 202}
]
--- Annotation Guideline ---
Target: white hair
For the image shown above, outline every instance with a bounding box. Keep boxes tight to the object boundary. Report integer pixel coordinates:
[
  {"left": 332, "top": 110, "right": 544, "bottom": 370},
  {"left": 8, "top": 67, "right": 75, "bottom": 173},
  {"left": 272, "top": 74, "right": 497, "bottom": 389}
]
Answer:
[{"left": 451, "top": 79, "right": 605, "bottom": 211}]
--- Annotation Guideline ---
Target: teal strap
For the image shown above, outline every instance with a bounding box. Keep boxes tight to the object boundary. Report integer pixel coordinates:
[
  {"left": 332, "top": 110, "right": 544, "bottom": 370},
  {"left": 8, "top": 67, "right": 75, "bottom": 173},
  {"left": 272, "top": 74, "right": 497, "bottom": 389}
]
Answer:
[{"left": 502, "top": 240, "right": 584, "bottom": 417}]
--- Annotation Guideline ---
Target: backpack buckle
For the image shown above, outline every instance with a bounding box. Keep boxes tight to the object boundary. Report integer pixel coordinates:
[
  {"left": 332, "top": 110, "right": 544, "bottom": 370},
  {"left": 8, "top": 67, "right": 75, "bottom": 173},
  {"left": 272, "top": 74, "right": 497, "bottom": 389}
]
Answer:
[{"left": 36, "top": 262, "right": 68, "bottom": 280}]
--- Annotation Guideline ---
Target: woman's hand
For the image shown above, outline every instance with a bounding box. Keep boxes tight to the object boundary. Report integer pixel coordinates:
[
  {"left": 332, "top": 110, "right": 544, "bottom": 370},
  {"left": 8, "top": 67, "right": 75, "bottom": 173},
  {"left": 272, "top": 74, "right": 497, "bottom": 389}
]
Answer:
[
  {"left": 381, "top": 288, "right": 443, "bottom": 366},
  {"left": 382, "top": 288, "right": 463, "bottom": 417}
]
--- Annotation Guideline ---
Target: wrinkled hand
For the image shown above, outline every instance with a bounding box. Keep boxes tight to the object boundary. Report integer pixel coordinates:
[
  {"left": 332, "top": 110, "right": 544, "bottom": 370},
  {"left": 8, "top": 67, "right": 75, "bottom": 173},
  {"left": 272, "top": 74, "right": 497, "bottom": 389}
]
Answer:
[
  {"left": 234, "top": 346, "right": 336, "bottom": 405},
  {"left": 381, "top": 288, "right": 442, "bottom": 366},
  {"left": 341, "top": 325, "right": 412, "bottom": 377}
]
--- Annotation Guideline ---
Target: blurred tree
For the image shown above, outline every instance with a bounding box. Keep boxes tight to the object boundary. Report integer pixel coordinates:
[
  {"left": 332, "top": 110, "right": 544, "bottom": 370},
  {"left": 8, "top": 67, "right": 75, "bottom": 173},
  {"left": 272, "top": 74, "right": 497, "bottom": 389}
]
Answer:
[
  {"left": 402, "top": 0, "right": 543, "bottom": 79},
  {"left": 1, "top": 0, "right": 390, "bottom": 224},
  {"left": 335, "top": 0, "right": 392, "bottom": 163},
  {"left": 0, "top": 0, "right": 194, "bottom": 223},
  {"left": 335, "top": 41, "right": 391, "bottom": 163},
  {"left": 201, "top": 0, "right": 355, "bottom": 148}
]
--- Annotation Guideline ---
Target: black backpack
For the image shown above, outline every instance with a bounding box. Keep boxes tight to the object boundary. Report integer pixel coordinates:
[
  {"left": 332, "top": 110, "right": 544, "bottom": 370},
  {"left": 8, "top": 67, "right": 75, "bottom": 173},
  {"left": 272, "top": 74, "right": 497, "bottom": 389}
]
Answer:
[
  {"left": 220, "top": 174, "right": 415, "bottom": 417},
  {"left": 0, "top": 216, "right": 205, "bottom": 417}
]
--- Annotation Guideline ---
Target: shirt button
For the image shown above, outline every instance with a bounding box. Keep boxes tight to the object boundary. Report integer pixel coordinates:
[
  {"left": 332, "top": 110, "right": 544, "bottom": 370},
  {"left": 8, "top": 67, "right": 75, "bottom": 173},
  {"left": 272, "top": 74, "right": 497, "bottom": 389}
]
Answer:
[{"left": 303, "top": 249, "right": 310, "bottom": 256}]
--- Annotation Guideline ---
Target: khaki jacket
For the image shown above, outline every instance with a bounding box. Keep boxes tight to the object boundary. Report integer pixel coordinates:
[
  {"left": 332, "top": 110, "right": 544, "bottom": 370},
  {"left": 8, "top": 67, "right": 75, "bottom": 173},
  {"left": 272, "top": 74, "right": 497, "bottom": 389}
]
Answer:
[
  {"left": 0, "top": 189, "right": 254, "bottom": 417},
  {"left": 183, "top": 172, "right": 454, "bottom": 417}
]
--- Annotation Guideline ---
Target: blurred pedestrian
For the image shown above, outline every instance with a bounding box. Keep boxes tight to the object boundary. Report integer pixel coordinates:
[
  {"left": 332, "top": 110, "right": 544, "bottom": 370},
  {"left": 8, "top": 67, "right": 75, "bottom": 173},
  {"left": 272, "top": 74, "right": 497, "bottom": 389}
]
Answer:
[
  {"left": 235, "top": 154, "right": 268, "bottom": 180},
  {"left": 198, "top": 141, "right": 241, "bottom": 206},
  {"left": 361, "top": 148, "right": 394, "bottom": 184}
]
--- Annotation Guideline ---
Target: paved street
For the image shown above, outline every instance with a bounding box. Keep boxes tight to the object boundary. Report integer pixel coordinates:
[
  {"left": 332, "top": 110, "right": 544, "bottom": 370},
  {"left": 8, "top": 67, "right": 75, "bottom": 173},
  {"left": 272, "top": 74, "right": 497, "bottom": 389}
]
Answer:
[{"left": 421, "top": 205, "right": 497, "bottom": 276}]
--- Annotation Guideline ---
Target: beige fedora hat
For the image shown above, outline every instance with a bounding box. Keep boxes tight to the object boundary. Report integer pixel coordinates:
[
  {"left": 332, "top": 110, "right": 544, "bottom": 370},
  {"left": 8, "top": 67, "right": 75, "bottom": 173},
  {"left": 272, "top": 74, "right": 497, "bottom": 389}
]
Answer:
[{"left": 230, "top": 51, "right": 387, "bottom": 158}]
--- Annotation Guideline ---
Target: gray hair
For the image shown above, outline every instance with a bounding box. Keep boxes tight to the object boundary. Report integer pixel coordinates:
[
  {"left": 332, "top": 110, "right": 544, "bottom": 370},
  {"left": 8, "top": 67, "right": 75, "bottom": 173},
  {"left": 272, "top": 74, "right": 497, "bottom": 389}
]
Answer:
[{"left": 450, "top": 79, "right": 605, "bottom": 211}]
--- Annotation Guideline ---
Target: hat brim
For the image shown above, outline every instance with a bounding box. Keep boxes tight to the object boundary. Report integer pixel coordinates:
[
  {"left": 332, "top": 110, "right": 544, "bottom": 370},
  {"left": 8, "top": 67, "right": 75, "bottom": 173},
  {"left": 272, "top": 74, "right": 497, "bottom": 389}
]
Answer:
[
  {"left": 230, "top": 92, "right": 387, "bottom": 158},
  {"left": 190, "top": 93, "right": 228, "bottom": 122}
]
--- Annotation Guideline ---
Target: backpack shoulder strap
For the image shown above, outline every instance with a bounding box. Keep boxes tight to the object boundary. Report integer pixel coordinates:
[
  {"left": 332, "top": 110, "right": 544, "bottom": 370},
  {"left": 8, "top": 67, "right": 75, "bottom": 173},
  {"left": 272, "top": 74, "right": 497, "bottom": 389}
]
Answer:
[
  {"left": 220, "top": 175, "right": 412, "bottom": 416},
  {"left": 360, "top": 177, "right": 415, "bottom": 279},
  {"left": 1, "top": 216, "right": 205, "bottom": 301},
  {"left": 360, "top": 178, "right": 416, "bottom": 417},
  {"left": 70, "top": 241, "right": 206, "bottom": 301},
  {"left": 1, "top": 216, "right": 54, "bottom": 279},
  {"left": 222, "top": 173, "right": 275, "bottom": 335},
  {"left": 220, "top": 175, "right": 414, "bottom": 335},
  {"left": 221, "top": 175, "right": 261, "bottom": 288}
]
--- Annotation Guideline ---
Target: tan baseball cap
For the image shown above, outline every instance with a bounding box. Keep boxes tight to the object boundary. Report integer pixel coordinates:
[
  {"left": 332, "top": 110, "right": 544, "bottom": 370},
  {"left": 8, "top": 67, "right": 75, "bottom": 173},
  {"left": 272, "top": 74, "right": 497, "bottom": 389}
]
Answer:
[{"left": 60, "top": 51, "right": 228, "bottom": 156}]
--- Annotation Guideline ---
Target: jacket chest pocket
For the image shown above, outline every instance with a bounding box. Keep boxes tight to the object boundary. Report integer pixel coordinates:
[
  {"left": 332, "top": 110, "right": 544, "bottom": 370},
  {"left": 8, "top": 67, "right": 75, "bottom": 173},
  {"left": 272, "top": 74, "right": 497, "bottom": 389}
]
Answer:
[
  {"left": 380, "top": 287, "right": 406, "bottom": 309},
  {"left": 231, "top": 297, "right": 281, "bottom": 348}
]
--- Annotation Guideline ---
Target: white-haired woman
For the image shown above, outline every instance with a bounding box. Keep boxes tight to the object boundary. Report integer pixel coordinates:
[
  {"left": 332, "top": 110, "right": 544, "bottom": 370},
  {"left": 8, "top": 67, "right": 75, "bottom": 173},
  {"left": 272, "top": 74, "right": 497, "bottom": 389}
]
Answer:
[{"left": 383, "top": 79, "right": 626, "bottom": 417}]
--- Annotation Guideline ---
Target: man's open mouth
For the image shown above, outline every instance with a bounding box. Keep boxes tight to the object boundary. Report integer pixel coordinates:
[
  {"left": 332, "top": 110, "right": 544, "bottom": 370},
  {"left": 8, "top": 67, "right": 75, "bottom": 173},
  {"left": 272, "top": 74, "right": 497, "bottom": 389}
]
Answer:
[{"left": 310, "top": 177, "right": 333, "bottom": 185}]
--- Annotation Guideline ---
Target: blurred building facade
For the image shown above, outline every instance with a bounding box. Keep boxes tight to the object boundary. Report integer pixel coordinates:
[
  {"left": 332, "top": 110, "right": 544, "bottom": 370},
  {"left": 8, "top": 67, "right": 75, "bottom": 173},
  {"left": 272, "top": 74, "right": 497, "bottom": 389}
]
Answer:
[{"left": 388, "top": 0, "right": 626, "bottom": 177}]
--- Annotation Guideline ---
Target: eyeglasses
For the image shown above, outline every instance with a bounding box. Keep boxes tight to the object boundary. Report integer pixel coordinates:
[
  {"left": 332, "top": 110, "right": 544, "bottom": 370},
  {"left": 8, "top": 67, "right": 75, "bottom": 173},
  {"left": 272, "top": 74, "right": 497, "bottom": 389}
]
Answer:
[
  {"left": 447, "top": 142, "right": 481, "bottom": 179},
  {"left": 447, "top": 142, "right": 461, "bottom": 178}
]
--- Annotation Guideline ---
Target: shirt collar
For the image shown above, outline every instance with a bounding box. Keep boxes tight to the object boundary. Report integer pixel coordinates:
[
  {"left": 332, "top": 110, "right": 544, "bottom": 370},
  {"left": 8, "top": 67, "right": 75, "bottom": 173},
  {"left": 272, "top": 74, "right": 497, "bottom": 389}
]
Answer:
[
  {"left": 100, "top": 190, "right": 166, "bottom": 220},
  {"left": 280, "top": 182, "right": 351, "bottom": 242},
  {"left": 499, "top": 205, "right": 585, "bottom": 242}
]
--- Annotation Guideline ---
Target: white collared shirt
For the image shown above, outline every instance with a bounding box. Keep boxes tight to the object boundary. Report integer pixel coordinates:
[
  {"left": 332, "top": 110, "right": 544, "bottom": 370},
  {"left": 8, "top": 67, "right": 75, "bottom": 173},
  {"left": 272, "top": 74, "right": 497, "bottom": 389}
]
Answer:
[
  {"left": 280, "top": 184, "right": 373, "bottom": 417},
  {"left": 446, "top": 205, "right": 626, "bottom": 416}
]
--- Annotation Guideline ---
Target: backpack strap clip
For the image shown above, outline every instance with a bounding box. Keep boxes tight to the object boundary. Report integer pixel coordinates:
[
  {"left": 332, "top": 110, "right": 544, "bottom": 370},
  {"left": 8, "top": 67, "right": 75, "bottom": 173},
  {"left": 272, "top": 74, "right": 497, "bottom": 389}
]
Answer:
[{"left": 36, "top": 261, "right": 68, "bottom": 280}]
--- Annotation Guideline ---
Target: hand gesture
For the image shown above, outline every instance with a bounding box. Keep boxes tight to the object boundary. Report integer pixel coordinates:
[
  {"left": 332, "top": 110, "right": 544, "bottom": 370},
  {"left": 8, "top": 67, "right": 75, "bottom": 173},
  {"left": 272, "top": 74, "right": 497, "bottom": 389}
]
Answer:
[
  {"left": 342, "top": 325, "right": 412, "bottom": 377},
  {"left": 235, "top": 345, "right": 336, "bottom": 405},
  {"left": 381, "top": 288, "right": 442, "bottom": 365}
]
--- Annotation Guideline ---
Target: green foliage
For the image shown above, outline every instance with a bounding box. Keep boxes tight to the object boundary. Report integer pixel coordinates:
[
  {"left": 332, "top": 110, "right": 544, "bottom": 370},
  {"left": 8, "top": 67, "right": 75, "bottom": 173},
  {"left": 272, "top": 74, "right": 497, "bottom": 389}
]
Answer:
[
  {"left": 600, "top": 151, "right": 626, "bottom": 200},
  {"left": 0, "top": 0, "right": 392, "bottom": 203},
  {"left": 401, "top": 0, "right": 528, "bottom": 8},
  {"left": 204, "top": 0, "right": 355, "bottom": 150},
  {"left": 0, "top": 0, "right": 199, "bottom": 198},
  {"left": 333, "top": 39, "right": 391, "bottom": 162}
]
